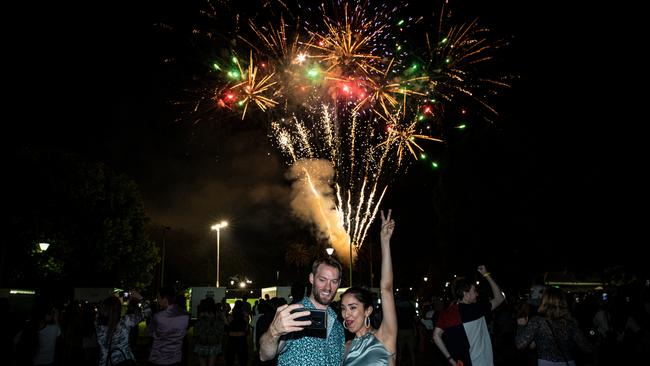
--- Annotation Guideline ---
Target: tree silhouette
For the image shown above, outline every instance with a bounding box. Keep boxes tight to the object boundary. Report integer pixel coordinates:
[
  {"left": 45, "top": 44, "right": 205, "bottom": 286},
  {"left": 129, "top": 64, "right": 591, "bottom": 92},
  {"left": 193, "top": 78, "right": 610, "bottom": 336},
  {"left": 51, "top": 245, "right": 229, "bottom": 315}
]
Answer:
[{"left": 6, "top": 148, "right": 158, "bottom": 289}]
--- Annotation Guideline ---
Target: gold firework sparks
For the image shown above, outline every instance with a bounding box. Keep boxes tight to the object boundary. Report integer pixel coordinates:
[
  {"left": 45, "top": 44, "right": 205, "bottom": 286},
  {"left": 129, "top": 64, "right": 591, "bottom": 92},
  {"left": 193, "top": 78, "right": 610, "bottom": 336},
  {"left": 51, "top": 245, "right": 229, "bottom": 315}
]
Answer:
[
  {"left": 243, "top": 16, "right": 301, "bottom": 64},
  {"left": 426, "top": 15, "right": 511, "bottom": 117},
  {"left": 305, "top": 2, "right": 383, "bottom": 78},
  {"left": 352, "top": 59, "right": 429, "bottom": 115},
  {"left": 384, "top": 120, "right": 443, "bottom": 166},
  {"left": 273, "top": 105, "right": 390, "bottom": 253},
  {"left": 230, "top": 52, "right": 279, "bottom": 119},
  {"left": 374, "top": 98, "right": 443, "bottom": 166}
]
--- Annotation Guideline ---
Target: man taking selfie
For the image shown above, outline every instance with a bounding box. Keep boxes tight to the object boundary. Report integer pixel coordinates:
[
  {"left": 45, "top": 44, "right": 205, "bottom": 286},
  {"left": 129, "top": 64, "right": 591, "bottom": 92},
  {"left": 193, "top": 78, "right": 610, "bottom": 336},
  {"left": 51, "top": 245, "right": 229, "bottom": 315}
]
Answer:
[{"left": 259, "top": 257, "right": 345, "bottom": 366}]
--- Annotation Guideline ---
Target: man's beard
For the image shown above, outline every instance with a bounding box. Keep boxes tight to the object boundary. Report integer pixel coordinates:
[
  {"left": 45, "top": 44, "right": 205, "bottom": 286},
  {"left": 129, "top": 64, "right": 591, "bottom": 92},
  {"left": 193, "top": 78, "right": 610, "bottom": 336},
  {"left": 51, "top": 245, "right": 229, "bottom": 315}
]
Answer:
[{"left": 312, "top": 286, "right": 334, "bottom": 306}]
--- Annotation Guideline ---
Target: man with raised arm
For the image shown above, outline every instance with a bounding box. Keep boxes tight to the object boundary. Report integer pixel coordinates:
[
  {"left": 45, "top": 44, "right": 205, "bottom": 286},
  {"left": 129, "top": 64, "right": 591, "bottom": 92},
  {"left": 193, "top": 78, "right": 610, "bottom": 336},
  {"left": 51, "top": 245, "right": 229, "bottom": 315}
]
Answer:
[{"left": 433, "top": 265, "right": 505, "bottom": 366}]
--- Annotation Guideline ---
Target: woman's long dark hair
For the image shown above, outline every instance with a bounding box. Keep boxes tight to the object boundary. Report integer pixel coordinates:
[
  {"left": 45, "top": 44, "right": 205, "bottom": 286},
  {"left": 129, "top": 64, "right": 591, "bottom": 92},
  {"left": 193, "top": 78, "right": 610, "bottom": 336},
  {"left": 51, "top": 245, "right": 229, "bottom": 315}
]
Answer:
[
  {"left": 342, "top": 286, "right": 373, "bottom": 309},
  {"left": 97, "top": 296, "right": 122, "bottom": 345},
  {"left": 342, "top": 286, "right": 381, "bottom": 328}
]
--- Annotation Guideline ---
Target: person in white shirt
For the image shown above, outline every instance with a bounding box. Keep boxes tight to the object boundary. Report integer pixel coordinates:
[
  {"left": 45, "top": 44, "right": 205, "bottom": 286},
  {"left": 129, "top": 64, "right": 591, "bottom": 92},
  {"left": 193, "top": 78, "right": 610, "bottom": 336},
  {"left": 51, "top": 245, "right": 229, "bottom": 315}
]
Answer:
[{"left": 15, "top": 301, "right": 62, "bottom": 366}]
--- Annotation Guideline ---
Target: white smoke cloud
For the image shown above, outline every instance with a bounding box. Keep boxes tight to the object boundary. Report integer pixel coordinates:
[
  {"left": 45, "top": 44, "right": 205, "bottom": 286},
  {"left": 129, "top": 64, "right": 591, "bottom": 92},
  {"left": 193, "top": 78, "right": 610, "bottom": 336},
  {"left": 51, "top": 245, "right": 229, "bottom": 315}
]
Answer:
[{"left": 286, "top": 159, "right": 352, "bottom": 265}]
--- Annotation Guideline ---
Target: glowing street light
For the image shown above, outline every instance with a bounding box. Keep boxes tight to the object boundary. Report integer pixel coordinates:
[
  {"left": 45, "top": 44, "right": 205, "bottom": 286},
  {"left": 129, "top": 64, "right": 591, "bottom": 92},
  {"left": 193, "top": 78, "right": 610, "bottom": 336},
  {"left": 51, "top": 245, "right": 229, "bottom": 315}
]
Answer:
[
  {"left": 326, "top": 247, "right": 334, "bottom": 256},
  {"left": 211, "top": 221, "right": 228, "bottom": 287},
  {"left": 38, "top": 243, "right": 50, "bottom": 252}
]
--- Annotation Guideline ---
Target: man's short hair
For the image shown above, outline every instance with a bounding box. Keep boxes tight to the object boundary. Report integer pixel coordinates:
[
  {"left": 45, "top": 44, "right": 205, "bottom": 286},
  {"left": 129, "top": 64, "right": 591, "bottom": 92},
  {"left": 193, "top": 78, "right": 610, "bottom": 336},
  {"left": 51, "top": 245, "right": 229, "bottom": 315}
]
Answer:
[
  {"left": 452, "top": 277, "right": 473, "bottom": 300},
  {"left": 311, "top": 257, "right": 343, "bottom": 279}
]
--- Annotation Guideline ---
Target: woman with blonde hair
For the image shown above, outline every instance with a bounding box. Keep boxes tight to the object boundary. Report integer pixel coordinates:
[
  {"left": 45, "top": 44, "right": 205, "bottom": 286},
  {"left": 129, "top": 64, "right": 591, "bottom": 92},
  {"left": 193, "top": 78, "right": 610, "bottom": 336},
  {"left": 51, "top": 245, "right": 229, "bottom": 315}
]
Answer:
[{"left": 515, "top": 287, "right": 593, "bottom": 366}]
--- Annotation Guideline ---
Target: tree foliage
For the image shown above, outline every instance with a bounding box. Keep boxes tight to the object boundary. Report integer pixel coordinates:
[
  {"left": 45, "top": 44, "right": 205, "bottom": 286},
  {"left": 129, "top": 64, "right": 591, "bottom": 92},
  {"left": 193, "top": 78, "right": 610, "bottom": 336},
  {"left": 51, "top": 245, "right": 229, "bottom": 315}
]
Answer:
[{"left": 6, "top": 148, "right": 158, "bottom": 289}]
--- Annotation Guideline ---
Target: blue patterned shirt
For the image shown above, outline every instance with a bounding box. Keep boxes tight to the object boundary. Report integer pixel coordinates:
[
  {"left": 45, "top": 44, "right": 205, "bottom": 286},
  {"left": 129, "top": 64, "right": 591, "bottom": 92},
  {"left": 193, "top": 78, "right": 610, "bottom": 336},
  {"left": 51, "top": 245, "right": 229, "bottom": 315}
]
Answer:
[{"left": 277, "top": 297, "right": 345, "bottom": 366}]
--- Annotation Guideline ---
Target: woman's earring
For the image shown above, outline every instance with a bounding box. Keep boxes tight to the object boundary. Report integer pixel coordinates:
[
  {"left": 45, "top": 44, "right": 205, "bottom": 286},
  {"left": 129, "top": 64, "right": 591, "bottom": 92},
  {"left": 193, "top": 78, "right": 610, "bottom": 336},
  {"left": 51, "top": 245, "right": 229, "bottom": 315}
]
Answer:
[
  {"left": 343, "top": 320, "right": 348, "bottom": 330},
  {"left": 364, "top": 316, "right": 370, "bottom": 328}
]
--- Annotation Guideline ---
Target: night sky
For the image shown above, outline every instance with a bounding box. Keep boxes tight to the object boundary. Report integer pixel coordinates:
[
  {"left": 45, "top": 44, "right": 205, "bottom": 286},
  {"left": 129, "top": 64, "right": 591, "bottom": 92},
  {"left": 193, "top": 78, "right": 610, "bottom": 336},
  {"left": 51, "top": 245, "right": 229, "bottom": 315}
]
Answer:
[{"left": 9, "top": 1, "right": 644, "bottom": 291}]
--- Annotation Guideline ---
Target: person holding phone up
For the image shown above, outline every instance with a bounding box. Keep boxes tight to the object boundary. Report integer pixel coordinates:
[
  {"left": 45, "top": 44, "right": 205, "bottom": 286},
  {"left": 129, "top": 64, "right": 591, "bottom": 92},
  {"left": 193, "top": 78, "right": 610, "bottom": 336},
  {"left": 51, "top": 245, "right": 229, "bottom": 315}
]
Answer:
[{"left": 259, "top": 256, "right": 345, "bottom": 366}]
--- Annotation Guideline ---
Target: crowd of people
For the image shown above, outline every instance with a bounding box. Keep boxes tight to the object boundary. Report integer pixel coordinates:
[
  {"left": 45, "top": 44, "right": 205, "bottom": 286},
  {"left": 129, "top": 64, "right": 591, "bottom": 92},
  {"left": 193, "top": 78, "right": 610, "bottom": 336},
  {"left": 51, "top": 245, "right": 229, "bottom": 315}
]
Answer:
[{"left": 3, "top": 210, "right": 650, "bottom": 365}]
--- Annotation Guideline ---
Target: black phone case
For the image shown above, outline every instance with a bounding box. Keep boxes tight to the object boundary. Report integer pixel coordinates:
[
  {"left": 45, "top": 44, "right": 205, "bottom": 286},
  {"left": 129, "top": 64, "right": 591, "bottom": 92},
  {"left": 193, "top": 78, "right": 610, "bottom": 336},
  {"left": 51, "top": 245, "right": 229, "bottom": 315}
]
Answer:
[{"left": 291, "top": 308, "right": 327, "bottom": 330}]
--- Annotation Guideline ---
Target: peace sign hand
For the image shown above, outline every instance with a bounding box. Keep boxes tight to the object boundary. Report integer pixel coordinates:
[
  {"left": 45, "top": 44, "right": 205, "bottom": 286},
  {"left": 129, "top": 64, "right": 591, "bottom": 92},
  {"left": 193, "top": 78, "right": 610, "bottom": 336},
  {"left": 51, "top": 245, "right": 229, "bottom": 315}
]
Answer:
[{"left": 380, "top": 209, "right": 395, "bottom": 242}]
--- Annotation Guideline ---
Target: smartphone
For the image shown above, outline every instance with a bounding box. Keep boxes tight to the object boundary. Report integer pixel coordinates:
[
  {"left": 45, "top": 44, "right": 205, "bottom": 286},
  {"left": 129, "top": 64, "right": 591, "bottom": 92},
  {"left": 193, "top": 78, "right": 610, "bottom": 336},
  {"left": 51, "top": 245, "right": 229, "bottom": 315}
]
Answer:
[{"left": 290, "top": 308, "right": 327, "bottom": 330}]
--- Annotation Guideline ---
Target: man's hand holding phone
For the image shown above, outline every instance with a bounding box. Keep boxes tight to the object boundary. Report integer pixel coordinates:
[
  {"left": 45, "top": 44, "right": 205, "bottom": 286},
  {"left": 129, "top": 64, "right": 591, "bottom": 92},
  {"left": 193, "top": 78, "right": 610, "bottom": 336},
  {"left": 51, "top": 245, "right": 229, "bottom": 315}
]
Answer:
[
  {"left": 290, "top": 307, "right": 327, "bottom": 330},
  {"left": 268, "top": 304, "right": 316, "bottom": 337}
]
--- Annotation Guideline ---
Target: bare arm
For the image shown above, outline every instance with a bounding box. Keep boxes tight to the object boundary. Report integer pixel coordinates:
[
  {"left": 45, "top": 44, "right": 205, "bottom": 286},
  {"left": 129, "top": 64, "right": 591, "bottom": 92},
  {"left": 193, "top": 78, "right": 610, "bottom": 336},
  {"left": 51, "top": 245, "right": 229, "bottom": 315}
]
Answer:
[
  {"left": 433, "top": 327, "right": 455, "bottom": 366},
  {"left": 477, "top": 265, "right": 504, "bottom": 310},
  {"left": 259, "top": 303, "right": 311, "bottom": 361},
  {"left": 376, "top": 209, "right": 397, "bottom": 352},
  {"left": 258, "top": 325, "right": 283, "bottom": 361}
]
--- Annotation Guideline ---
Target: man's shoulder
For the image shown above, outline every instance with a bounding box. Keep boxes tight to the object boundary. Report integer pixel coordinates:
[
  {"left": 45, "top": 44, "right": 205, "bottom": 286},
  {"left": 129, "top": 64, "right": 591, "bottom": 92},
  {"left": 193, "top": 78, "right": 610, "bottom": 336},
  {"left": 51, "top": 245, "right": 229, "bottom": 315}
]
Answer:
[
  {"left": 436, "top": 304, "right": 461, "bottom": 329},
  {"left": 300, "top": 297, "right": 313, "bottom": 307},
  {"left": 458, "top": 302, "right": 491, "bottom": 322},
  {"left": 178, "top": 313, "right": 190, "bottom": 325}
]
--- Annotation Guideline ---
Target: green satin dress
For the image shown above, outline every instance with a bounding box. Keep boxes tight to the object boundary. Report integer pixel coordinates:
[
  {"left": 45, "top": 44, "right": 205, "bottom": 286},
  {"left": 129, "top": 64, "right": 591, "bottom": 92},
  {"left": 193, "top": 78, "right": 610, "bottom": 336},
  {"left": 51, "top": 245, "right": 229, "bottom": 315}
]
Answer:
[{"left": 342, "top": 332, "right": 394, "bottom": 366}]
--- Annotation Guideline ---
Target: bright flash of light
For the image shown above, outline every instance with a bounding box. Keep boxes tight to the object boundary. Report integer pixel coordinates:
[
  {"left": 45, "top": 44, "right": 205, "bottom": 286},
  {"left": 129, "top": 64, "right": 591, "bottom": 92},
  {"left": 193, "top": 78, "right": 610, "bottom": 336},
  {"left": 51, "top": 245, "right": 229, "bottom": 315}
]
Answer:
[{"left": 272, "top": 105, "right": 392, "bottom": 258}]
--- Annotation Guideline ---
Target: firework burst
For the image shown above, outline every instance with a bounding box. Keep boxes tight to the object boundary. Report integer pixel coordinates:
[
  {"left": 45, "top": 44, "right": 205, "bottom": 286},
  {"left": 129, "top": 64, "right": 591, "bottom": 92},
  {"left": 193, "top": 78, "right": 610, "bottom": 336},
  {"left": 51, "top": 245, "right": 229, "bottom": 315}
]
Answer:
[
  {"left": 230, "top": 52, "right": 279, "bottom": 119},
  {"left": 375, "top": 108, "right": 444, "bottom": 166},
  {"left": 178, "top": 0, "right": 511, "bottom": 260}
]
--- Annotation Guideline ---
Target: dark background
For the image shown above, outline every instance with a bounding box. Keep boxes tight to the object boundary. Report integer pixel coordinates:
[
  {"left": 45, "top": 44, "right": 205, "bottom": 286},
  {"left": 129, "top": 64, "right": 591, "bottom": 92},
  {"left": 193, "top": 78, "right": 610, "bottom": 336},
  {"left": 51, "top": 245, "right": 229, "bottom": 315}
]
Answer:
[{"left": 7, "top": 0, "right": 645, "bottom": 292}]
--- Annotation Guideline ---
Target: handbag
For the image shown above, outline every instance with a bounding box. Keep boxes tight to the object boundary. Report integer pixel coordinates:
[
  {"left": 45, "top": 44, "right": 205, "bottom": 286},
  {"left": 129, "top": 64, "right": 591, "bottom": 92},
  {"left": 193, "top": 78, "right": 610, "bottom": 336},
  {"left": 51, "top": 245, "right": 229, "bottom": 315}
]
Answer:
[
  {"left": 106, "top": 344, "right": 136, "bottom": 366},
  {"left": 104, "top": 321, "right": 137, "bottom": 366}
]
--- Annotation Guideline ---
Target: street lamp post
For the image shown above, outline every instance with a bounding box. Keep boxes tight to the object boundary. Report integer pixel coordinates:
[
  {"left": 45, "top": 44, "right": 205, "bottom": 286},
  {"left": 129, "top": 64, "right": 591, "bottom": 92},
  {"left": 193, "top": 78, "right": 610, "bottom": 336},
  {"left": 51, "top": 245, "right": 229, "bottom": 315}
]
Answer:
[
  {"left": 160, "top": 226, "right": 170, "bottom": 288},
  {"left": 211, "top": 221, "right": 228, "bottom": 287},
  {"left": 349, "top": 242, "right": 353, "bottom": 286},
  {"left": 369, "top": 240, "right": 373, "bottom": 288},
  {"left": 36, "top": 242, "right": 52, "bottom": 283}
]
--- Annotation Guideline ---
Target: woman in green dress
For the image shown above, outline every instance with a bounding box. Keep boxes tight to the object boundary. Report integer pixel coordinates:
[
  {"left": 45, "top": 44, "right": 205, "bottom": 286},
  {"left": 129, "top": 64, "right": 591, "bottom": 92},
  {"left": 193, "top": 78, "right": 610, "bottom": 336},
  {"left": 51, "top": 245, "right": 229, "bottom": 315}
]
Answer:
[{"left": 340, "top": 209, "right": 397, "bottom": 366}]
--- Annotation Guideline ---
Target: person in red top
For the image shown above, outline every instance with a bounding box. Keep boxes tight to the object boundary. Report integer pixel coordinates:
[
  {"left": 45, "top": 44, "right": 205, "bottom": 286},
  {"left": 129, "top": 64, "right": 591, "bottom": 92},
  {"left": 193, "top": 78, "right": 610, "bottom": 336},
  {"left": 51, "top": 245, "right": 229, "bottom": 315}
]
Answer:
[{"left": 433, "top": 266, "right": 505, "bottom": 366}]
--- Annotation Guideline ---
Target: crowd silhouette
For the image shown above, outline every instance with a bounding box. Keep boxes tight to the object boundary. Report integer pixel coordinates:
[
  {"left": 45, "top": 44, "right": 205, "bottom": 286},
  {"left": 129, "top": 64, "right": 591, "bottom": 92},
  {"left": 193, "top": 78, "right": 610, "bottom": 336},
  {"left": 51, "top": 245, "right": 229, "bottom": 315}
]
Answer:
[{"left": 3, "top": 273, "right": 650, "bottom": 365}]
